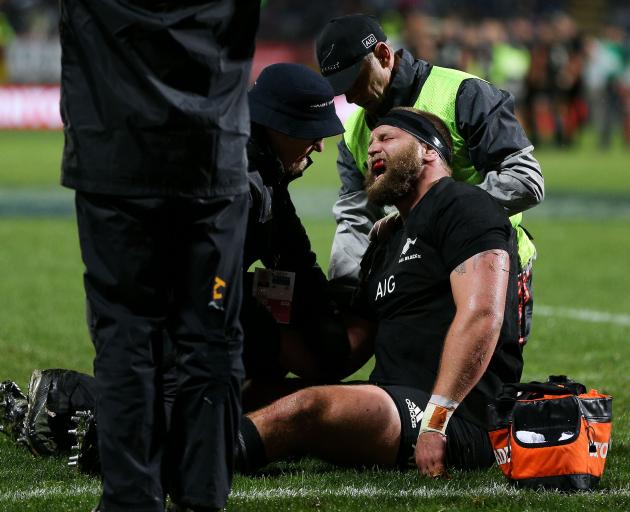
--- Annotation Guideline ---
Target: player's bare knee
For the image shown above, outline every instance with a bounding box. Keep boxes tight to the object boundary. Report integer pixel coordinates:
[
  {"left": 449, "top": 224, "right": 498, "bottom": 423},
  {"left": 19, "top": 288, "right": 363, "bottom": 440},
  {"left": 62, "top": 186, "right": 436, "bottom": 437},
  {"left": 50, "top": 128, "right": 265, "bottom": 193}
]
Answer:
[{"left": 284, "top": 387, "right": 330, "bottom": 426}]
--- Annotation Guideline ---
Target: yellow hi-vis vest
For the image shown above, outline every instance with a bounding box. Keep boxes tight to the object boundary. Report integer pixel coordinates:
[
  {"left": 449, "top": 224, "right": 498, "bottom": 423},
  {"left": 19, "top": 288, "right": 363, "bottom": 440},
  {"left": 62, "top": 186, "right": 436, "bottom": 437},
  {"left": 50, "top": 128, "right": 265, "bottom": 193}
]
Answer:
[{"left": 343, "top": 65, "right": 536, "bottom": 267}]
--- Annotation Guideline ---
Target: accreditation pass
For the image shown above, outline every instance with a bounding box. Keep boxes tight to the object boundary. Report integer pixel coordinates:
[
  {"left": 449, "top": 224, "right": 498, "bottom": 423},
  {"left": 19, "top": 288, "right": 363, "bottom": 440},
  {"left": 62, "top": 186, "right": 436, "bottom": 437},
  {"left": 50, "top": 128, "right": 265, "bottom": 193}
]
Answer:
[{"left": 252, "top": 268, "right": 296, "bottom": 324}]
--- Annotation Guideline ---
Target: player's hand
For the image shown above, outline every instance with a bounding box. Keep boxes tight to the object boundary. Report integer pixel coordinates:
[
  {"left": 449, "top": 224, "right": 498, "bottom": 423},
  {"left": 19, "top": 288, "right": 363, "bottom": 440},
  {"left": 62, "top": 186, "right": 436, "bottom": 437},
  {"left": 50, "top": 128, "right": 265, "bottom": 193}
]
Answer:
[
  {"left": 415, "top": 431, "right": 447, "bottom": 478},
  {"left": 368, "top": 212, "right": 401, "bottom": 243}
]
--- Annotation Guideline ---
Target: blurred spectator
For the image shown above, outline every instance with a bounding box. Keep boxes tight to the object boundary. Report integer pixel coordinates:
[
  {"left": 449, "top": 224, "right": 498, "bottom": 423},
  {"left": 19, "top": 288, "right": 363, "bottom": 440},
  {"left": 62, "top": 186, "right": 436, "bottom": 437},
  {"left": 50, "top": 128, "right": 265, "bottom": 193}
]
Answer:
[
  {"left": 1, "top": 0, "right": 58, "bottom": 38},
  {"left": 433, "top": 16, "right": 464, "bottom": 69},
  {"left": 519, "top": 13, "right": 587, "bottom": 147},
  {"left": 549, "top": 13, "right": 586, "bottom": 146},
  {"left": 1, "top": 0, "right": 60, "bottom": 83},
  {"left": 486, "top": 19, "right": 531, "bottom": 115},
  {"left": 402, "top": 10, "right": 437, "bottom": 62},
  {"left": 0, "top": 7, "right": 15, "bottom": 83},
  {"left": 583, "top": 24, "right": 629, "bottom": 148}
]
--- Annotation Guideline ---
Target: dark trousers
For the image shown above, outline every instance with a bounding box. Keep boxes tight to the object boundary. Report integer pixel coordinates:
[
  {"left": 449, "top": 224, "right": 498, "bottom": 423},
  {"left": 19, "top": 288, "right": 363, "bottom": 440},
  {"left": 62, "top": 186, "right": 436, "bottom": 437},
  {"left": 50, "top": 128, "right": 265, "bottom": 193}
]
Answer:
[{"left": 76, "top": 191, "right": 247, "bottom": 512}]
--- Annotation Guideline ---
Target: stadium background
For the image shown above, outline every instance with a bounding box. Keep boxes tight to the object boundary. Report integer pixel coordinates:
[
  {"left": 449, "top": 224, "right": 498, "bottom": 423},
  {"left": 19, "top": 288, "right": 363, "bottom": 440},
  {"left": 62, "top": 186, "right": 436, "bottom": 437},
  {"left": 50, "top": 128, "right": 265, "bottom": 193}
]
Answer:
[{"left": 1, "top": 0, "right": 629, "bottom": 510}]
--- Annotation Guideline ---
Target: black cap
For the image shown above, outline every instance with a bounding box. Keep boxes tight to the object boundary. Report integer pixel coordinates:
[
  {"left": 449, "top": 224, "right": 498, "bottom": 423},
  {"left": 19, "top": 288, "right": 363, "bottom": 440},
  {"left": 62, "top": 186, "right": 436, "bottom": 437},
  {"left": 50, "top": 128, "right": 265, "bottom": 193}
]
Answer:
[
  {"left": 248, "top": 63, "right": 344, "bottom": 139},
  {"left": 316, "top": 14, "right": 387, "bottom": 95}
]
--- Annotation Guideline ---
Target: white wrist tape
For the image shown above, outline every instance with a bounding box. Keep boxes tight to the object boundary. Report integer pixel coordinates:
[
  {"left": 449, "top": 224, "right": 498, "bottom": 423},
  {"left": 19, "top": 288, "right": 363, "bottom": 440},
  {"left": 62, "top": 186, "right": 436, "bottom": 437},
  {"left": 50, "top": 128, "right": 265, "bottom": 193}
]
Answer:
[
  {"left": 429, "top": 394, "right": 460, "bottom": 410},
  {"left": 419, "top": 395, "right": 460, "bottom": 437}
]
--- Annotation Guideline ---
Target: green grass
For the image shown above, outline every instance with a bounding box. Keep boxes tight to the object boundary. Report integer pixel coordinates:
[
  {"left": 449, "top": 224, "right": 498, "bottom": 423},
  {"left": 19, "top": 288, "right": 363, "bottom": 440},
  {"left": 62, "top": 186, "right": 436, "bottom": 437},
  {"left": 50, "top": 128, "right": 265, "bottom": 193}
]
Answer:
[
  {"left": 0, "top": 131, "right": 63, "bottom": 188},
  {"left": 1, "top": 131, "right": 630, "bottom": 510}
]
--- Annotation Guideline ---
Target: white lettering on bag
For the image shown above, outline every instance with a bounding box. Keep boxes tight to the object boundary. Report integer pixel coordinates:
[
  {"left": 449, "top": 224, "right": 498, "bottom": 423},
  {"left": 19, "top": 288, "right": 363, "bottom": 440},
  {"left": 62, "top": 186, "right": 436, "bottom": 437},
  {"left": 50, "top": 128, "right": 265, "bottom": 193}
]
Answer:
[
  {"left": 493, "top": 445, "right": 511, "bottom": 465},
  {"left": 589, "top": 441, "right": 609, "bottom": 459}
]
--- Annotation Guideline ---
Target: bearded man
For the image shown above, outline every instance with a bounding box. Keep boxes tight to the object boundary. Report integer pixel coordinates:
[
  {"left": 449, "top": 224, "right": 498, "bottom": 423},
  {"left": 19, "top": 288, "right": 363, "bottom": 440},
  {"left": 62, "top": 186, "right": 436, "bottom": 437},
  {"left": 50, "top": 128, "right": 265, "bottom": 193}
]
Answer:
[{"left": 234, "top": 108, "right": 523, "bottom": 477}]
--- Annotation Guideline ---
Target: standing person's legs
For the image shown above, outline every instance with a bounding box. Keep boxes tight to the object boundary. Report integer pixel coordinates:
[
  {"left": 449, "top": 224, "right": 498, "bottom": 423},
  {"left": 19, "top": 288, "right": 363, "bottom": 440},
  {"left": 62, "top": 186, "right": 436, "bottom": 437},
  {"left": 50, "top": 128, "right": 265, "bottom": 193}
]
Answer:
[
  {"left": 76, "top": 192, "right": 173, "bottom": 512},
  {"left": 167, "top": 194, "right": 248, "bottom": 510}
]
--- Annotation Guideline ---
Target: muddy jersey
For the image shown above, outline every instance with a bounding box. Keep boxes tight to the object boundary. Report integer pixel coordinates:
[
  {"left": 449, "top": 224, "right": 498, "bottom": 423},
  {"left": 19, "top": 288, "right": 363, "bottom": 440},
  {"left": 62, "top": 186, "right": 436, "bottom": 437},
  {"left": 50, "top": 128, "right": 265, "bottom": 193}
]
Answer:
[{"left": 358, "top": 177, "right": 523, "bottom": 427}]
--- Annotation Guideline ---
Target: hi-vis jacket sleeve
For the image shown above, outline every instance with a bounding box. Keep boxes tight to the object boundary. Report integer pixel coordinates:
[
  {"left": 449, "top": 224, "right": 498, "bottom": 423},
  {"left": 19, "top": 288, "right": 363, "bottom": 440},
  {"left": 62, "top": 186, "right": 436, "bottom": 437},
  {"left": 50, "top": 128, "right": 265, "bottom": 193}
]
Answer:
[{"left": 456, "top": 78, "right": 544, "bottom": 216}]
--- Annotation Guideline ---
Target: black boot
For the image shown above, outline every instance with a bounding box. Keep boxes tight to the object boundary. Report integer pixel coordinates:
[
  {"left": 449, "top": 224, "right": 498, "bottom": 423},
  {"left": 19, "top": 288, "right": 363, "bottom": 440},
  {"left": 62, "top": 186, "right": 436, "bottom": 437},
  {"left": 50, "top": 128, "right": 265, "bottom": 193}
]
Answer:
[
  {"left": 0, "top": 380, "right": 28, "bottom": 441},
  {"left": 68, "top": 409, "right": 101, "bottom": 474}
]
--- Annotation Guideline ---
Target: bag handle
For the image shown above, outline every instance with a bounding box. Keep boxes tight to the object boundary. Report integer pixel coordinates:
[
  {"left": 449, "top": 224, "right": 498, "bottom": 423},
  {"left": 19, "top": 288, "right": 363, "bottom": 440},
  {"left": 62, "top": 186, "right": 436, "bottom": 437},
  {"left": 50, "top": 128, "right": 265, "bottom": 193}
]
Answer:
[
  {"left": 489, "top": 376, "right": 587, "bottom": 428},
  {"left": 502, "top": 376, "right": 585, "bottom": 399}
]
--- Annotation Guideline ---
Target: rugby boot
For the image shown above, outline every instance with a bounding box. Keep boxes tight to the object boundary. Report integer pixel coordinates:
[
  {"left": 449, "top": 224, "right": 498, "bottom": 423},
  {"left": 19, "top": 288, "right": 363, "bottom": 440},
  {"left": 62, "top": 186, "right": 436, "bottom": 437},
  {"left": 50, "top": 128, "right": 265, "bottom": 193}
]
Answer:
[
  {"left": 68, "top": 409, "right": 100, "bottom": 474},
  {"left": 20, "top": 369, "right": 63, "bottom": 455},
  {"left": 0, "top": 380, "right": 28, "bottom": 441}
]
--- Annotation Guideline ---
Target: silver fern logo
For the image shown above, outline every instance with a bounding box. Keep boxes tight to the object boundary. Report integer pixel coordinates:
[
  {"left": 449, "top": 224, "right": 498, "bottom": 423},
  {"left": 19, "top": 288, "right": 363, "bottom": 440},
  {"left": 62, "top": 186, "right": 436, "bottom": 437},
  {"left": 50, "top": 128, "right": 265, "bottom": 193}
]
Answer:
[{"left": 399, "top": 237, "right": 422, "bottom": 263}]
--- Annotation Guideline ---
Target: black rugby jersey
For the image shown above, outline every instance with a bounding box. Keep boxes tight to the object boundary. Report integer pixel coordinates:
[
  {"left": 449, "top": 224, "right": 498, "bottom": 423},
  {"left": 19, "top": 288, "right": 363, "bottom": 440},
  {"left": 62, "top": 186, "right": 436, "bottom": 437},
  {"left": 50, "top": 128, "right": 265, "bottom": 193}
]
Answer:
[{"left": 359, "top": 177, "right": 523, "bottom": 427}]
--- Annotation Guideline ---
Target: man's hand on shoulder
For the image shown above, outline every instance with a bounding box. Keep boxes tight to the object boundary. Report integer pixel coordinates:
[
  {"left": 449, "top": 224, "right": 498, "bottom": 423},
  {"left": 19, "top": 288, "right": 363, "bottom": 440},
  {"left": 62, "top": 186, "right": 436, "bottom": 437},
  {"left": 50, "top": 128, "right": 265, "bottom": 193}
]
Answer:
[{"left": 415, "top": 431, "right": 448, "bottom": 478}]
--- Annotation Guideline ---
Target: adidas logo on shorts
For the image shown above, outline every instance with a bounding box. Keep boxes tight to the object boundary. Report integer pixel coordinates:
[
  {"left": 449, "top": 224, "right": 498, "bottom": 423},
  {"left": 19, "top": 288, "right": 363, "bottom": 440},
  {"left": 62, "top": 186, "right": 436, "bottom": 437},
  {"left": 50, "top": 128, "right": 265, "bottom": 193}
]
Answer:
[{"left": 405, "top": 398, "right": 423, "bottom": 429}]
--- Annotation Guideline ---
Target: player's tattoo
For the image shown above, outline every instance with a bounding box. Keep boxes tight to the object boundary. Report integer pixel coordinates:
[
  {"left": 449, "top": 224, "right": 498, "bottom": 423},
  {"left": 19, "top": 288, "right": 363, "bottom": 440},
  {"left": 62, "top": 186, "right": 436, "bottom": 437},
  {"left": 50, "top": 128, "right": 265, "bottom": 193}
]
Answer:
[
  {"left": 454, "top": 262, "right": 466, "bottom": 275},
  {"left": 473, "top": 250, "right": 509, "bottom": 273}
]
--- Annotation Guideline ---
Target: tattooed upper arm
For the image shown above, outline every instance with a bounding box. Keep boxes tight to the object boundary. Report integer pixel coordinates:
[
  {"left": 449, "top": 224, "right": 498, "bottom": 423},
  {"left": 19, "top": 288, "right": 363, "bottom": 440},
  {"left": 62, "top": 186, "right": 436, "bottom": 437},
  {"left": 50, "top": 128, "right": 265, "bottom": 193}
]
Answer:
[
  {"left": 452, "top": 250, "right": 509, "bottom": 278},
  {"left": 473, "top": 250, "right": 510, "bottom": 273}
]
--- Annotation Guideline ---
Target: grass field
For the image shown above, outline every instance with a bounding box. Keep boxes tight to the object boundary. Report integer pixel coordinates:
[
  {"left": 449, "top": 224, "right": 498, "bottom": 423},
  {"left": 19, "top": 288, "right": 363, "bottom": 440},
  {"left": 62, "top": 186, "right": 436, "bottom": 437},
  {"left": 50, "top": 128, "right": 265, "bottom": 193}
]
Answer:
[{"left": 1, "top": 131, "right": 629, "bottom": 510}]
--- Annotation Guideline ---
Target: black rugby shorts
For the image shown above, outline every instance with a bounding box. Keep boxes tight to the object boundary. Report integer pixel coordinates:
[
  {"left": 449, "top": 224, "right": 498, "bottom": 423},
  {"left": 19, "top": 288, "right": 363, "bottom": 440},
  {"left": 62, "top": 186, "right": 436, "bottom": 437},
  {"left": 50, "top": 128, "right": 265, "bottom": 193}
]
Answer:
[{"left": 380, "top": 385, "right": 495, "bottom": 470}]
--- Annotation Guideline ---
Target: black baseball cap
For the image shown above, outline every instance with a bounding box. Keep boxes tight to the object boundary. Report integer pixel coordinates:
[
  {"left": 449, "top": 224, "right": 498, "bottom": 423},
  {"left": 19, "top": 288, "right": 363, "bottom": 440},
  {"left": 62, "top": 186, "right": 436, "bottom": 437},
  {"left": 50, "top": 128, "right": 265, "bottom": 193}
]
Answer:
[
  {"left": 316, "top": 14, "right": 387, "bottom": 95},
  {"left": 249, "top": 63, "right": 344, "bottom": 139}
]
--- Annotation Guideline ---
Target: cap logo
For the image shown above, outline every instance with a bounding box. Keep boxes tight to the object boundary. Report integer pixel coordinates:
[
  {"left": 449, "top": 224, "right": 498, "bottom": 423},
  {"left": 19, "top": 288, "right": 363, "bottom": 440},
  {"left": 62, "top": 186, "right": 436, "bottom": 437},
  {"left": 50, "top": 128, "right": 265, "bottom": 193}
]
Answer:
[
  {"left": 321, "top": 62, "right": 340, "bottom": 74},
  {"left": 362, "top": 34, "right": 378, "bottom": 49},
  {"left": 310, "top": 99, "right": 334, "bottom": 109},
  {"left": 320, "top": 43, "right": 335, "bottom": 66}
]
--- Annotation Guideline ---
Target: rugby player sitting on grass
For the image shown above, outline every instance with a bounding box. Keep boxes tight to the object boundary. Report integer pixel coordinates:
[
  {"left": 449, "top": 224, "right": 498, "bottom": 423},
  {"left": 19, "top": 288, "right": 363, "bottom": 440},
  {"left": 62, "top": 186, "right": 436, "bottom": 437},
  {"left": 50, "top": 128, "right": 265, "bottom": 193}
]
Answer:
[{"left": 236, "top": 108, "right": 523, "bottom": 477}]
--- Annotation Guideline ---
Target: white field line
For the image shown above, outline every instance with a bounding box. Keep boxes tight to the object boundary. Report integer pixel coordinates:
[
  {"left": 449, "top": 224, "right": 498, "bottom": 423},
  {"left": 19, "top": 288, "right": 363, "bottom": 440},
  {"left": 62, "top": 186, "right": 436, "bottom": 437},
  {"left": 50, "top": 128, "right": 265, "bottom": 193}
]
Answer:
[
  {"left": 4, "top": 482, "right": 630, "bottom": 503},
  {"left": 537, "top": 305, "right": 630, "bottom": 327},
  {"left": 231, "top": 484, "right": 630, "bottom": 500},
  {"left": 0, "top": 482, "right": 100, "bottom": 502}
]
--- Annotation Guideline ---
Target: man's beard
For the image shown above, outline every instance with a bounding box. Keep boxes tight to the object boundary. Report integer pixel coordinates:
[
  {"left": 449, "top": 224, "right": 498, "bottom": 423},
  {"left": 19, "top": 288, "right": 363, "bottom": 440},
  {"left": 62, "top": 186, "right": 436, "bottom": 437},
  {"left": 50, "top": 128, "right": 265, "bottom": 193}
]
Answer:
[
  {"left": 285, "top": 155, "right": 312, "bottom": 178},
  {"left": 365, "top": 143, "right": 422, "bottom": 206}
]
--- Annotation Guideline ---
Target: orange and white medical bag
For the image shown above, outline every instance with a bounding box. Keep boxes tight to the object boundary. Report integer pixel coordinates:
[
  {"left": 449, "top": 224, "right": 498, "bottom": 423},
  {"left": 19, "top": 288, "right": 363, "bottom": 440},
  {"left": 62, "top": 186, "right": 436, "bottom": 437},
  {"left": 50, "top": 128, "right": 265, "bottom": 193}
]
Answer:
[{"left": 488, "top": 376, "right": 612, "bottom": 490}]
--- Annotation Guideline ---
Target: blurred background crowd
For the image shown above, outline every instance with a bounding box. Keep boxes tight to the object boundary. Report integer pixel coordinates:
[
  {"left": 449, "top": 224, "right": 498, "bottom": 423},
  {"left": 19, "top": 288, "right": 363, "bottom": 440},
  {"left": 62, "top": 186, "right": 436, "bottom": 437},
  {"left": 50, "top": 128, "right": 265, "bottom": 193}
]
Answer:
[{"left": 1, "top": 0, "right": 629, "bottom": 148}]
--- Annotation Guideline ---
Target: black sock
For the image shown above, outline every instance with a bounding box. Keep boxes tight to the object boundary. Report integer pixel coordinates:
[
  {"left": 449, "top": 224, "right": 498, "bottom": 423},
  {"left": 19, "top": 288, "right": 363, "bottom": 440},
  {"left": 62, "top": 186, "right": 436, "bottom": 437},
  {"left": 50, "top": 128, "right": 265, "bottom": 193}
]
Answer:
[{"left": 235, "top": 416, "right": 267, "bottom": 474}]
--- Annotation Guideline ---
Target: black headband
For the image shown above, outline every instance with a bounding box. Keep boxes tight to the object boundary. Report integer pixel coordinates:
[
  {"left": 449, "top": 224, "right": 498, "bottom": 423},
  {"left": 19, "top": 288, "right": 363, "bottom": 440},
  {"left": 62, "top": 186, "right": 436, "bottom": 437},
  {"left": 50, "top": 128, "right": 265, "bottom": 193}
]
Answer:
[{"left": 375, "top": 110, "right": 452, "bottom": 164}]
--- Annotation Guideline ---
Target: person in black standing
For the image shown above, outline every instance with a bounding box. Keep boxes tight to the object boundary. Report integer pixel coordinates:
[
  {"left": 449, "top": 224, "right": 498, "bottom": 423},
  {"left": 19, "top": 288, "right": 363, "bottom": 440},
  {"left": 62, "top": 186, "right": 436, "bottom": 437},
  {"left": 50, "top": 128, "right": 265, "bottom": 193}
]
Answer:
[
  {"left": 58, "top": 2, "right": 260, "bottom": 511},
  {"left": 0, "top": 63, "right": 349, "bottom": 475}
]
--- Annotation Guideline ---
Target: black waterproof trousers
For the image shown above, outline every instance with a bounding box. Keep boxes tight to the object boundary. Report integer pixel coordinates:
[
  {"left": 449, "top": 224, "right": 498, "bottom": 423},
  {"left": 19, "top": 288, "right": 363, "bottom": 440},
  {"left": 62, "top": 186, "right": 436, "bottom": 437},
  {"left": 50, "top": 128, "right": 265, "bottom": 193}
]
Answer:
[{"left": 76, "top": 191, "right": 247, "bottom": 511}]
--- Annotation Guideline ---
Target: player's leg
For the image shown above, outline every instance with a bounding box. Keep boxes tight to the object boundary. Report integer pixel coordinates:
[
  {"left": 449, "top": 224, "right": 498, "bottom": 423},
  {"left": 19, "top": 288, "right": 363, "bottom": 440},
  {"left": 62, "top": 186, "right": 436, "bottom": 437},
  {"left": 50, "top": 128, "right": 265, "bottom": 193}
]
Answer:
[
  {"left": 76, "top": 192, "right": 171, "bottom": 512},
  {"left": 166, "top": 193, "right": 248, "bottom": 510},
  {"left": 246, "top": 384, "right": 401, "bottom": 468},
  {"left": 239, "top": 384, "right": 495, "bottom": 473}
]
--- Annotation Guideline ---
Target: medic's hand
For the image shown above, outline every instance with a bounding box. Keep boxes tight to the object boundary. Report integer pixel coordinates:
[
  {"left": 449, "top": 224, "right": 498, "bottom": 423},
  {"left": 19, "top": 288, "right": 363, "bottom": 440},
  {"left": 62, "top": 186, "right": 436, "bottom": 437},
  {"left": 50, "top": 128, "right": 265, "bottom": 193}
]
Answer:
[
  {"left": 368, "top": 212, "right": 401, "bottom": 243},
  {"left": 415, "top": 431, "right": 448, "bottom": 478}
]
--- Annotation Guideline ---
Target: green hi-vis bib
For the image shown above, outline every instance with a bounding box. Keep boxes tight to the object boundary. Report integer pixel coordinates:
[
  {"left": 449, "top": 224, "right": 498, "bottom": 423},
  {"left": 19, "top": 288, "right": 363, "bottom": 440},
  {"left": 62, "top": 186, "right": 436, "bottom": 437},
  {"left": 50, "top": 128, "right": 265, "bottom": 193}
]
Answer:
[{"left": 343, "top": 65, "right": 535, "bottom": 266}]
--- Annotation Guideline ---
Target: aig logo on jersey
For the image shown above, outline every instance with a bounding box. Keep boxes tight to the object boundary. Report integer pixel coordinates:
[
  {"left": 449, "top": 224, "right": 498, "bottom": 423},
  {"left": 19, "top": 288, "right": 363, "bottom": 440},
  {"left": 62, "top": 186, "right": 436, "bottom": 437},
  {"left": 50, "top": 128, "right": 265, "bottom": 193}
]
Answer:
[
  {"left": 399, "top": 237, "right": 422, "bottom": 263},
  {"left": 375, "top": 275, "right": 395, "bottom": 301}
]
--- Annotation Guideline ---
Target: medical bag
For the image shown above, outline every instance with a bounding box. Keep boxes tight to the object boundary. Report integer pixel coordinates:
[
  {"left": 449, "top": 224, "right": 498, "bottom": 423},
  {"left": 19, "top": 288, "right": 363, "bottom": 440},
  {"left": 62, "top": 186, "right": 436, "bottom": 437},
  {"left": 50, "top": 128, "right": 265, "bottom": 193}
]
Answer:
[{"left": 488, "top": 376, "right": 612, "bottom": 490}]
